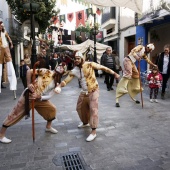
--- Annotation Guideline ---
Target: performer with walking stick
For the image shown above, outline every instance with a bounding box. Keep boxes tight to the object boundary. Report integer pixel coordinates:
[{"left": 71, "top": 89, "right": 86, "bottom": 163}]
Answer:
[
  {"left": 115, "top": 43, "right": 157, "bottom": 107},
  {"left": 138, "top": 60, "right": 144, "bottom": 108},
  {"left": 0, "top": 62, "right": 66, "bottom": 144}
]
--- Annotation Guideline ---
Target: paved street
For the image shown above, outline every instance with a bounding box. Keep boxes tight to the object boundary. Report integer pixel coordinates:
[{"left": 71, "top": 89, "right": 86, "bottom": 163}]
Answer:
[{"left": 0, "top": 77, "right": 170, "bottom": 170}]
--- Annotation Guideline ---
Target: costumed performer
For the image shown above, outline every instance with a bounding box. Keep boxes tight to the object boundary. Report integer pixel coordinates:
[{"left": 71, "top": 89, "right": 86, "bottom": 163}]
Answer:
[
  {"left": 0, "top": 62, "right": 66, "bottom": 144},
  {"left": 0, "top": 21, "right": 17, "bottom": 93},
  {"left": 58, "top": 51, "right": 120, "bottom": 142},
  {"left": 115, "top": 43, "right": 157, "bottom": 107}
]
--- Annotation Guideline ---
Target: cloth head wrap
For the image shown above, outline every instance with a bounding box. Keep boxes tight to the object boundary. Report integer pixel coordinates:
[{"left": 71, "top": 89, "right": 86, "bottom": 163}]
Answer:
[
  {"left": 75, "top": 51, "right": 83, "bottom": 58},
  {"left": 147, "top": 43, "right": 155, "bottom": 51}
]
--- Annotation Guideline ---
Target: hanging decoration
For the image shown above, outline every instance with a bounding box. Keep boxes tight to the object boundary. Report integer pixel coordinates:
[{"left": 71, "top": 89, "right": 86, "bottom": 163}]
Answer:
[
  {"left": 59, "top": 14, "right": 66, "bottom": 27},
  {"left": 76, "top": 10, "right": 85, "bottom": 27},
  {"left": 86, "top": 8, "right": 93, "bottom": 18},
  {"left": 96, "top": 8, "right": 101, "bottom": 15},
  {"left": 59, "top": 14, "right": 66, "bottom": 24},
  {"left": 67, "top": 13, "right": 74, "bottom": 22}
]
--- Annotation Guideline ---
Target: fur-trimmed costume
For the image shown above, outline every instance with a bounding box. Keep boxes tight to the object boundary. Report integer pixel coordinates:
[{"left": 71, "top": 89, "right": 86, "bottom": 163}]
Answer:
[
  {"left": 116, "top": 45, "right": 155, "bottom": 106},
  {"left": 2, "top": 68, "right": 60, "bottom": 128},
  {"left": 0, "top": 24, "right": 17, "bottom": 93}
]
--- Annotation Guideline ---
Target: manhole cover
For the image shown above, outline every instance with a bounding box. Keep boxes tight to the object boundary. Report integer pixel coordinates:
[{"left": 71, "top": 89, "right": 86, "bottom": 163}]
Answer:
[{"left": 52, "top": 151, "right": 91, "bottom": 170}]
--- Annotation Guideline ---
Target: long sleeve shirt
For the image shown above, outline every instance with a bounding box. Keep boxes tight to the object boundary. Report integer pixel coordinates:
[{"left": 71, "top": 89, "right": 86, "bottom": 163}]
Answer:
[
  {"left": 128, "top": 45, "right": 153, "bottom": 65},
  {"left": 61, "top": 61, "right": 115, "bottom": 93}
]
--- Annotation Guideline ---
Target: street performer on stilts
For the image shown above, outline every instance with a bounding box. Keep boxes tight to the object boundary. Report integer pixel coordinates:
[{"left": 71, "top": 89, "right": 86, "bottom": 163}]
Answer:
[
  {"left": 115, "top": 43, "right": 157, "bottom": 107},
  {"left": 0, "top": 62, "right": 66, "bottom": 144},
  {"left": 58, "top": 51, "right": 120, "bottom": 142},
  {"left": 0, "top": 21, "right": 17, "bottom": 94}
]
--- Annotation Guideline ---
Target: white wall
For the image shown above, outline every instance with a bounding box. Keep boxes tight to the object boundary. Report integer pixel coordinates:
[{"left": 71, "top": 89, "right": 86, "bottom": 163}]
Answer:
[
  {"left": 0, "top": 0, "right": 10, "bottom": 26},
  {"left": 120, "top": 8, "right": 135, "bottom": 30},
  {"left": 119, "top": 26, "right": 136, "bottom": 67}
]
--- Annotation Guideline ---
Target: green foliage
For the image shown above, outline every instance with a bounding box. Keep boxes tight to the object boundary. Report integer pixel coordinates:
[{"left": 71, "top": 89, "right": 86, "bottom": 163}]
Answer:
[{"left": 6, "top": 0, "right": 60, "bottom": 33}]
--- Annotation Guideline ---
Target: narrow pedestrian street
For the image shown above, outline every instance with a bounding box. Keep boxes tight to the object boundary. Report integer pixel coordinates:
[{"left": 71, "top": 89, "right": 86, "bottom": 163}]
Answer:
[{"left": 0, "top": 77, "right": 170, "bottom": 170}]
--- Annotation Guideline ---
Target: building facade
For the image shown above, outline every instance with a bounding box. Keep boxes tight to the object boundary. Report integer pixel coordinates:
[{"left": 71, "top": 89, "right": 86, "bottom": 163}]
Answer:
[
  {"left": 0, "top": 0, "right": 23, "bottom": 77},
  {"left": 101, "top": 6, "right": 136, "bottom": 67}
]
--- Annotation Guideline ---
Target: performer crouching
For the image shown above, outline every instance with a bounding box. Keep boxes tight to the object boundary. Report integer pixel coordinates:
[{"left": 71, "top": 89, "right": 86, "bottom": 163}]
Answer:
[
  {"left": 0, "top": 63, "right": 66, "bottom": 144},
  {"left": 58, "top": 51, "right": 120, "bottom": 142}
]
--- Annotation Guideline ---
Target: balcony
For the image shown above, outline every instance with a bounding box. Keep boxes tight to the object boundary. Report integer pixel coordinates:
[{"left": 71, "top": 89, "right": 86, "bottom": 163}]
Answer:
[{"left": 101, "top": 7, "right": 116, "bottom": 30}]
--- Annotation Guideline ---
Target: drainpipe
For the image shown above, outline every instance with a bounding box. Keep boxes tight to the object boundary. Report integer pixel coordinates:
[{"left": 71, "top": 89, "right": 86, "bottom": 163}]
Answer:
[{"left": 117, "top": 7, "right": 120, "bottom": 55}]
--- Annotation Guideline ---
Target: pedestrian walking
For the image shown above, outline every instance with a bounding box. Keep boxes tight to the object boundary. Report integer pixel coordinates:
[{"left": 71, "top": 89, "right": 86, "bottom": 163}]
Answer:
[{"left": 102, "top": 47, "right": 116, "bottom": 91}]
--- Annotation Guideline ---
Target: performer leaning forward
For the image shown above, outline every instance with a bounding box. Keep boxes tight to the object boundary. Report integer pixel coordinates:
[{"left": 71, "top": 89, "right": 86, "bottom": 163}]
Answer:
[
  {"left": 115, "top": 43, "right": 157, "bottom": 107},
  {"left": 0, "top": 63, "right": 66, "bottom": 144}
]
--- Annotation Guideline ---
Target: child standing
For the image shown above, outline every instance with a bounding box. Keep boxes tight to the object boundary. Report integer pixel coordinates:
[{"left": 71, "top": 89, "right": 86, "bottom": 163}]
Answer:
[
  {"left": 20, "top": 60, "right": 30, "bottom": 88},
  {"left": 147, "top": 67, "right": 162, "bottom": 103}
]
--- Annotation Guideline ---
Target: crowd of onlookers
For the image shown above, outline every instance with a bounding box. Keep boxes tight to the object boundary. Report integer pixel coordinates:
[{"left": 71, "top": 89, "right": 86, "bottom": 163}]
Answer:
[
  {"left": 4, "top": 44, "right": 170, "bottom": 101},
  {"left": 19, "top": 49, "right": 75, "bottom": 88}
]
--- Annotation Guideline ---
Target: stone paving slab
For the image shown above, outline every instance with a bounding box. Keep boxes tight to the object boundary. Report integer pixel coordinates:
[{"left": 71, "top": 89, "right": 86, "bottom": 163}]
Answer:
[{"left": 0, "top": 77, "right": 170, "bottom": 170}]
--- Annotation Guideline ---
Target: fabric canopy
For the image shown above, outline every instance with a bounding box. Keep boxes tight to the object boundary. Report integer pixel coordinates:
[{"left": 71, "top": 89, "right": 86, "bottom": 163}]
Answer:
[
  {"left": 78, "top": 0, "right": 143, "bottom": 14},
  {"left": 59, "top": 39, "right": 111, "bottom": 61}
]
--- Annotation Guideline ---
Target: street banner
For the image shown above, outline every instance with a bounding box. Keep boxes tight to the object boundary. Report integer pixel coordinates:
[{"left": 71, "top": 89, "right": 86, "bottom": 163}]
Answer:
[
  {"left": 96, "top": 8, "right": 101, "bottom": 15},
  {"left": 52, "top": 16, "right": 59, "bottom": 25},
  {"left": 67, "top": 12, "right": 74, "bottom": 22},
  {"left": 59, "top": 14, "right": 66, "bottom": 24},
  {"left": 76, "top": 10, "right": 85, "bottom": 27},
  {"left": 86, "top": 8, "right": 93, "bottom": 18}
]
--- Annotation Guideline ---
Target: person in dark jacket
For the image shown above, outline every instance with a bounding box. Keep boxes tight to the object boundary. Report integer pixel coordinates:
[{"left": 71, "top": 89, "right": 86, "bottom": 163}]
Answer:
[
  {"left": 155, "top": 44, "right": 170, "bottom": 99},
  {"left": 50, "top": 53, "right": 62, "bottom": 70},
  {"left": 37, "top": 49, "right": 50, "bottom": 69},
  {"left": 102, "top": 47, "right": 116, "bottom": 91},
  {"left": 20, "top": 60, "right": 30, "bottom": 88}
]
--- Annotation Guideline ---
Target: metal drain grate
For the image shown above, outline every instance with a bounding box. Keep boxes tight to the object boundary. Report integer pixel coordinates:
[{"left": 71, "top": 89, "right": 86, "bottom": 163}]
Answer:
[
  {"left": 61, "top": 152, "right": 84, "bottom": 170},
  {"left": 52, "top": 151, "right": 91, "bottom": 170}
]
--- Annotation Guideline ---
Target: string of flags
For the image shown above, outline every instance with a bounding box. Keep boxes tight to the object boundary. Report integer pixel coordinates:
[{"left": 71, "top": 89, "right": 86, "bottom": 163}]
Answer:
[{"left": 51, "top": 8, "right": 101, "bottom": 28}]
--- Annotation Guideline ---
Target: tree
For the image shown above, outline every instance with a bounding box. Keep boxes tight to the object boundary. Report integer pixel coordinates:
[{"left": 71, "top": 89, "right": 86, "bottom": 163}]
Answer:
[{"left": 5, "top": 0, "right": 60, "bottom": 33}]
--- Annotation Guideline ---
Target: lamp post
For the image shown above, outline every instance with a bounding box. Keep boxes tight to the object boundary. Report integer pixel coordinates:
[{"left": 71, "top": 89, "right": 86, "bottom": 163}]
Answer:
[
  {"left": 21, "top": 0, "right": 40, "bottom": 68},
  {"left": 93, "top": 13, "right": 97, "bottom": 63},
  {"left": 92, "top": 6, "right": 99, "bottom": 63}
]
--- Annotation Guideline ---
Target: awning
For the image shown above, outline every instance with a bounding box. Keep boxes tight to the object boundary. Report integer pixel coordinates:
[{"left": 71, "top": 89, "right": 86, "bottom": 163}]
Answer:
[
  {"left": 138, "top": 7, "right": 170, "bottom": 25},
  {"left": 60, "top": 39, "right": 111, "bottom": 60},
  {"left": 72, "top": 0, "right": 143, "bottom": 14}
]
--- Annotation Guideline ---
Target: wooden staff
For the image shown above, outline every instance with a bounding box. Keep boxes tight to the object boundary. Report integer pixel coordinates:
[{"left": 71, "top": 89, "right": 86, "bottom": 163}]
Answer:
[
  {"left": 31, "top": 61, "right": 40, "bottom": 142},
  {"left": 138, "top": 60, "right": 144, "bottom": 108}
]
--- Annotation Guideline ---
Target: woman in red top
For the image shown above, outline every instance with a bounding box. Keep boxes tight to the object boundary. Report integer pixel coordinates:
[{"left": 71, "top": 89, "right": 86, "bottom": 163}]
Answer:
[{"left": 147, "top": 67, "right": 162, "bottom": 103}]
